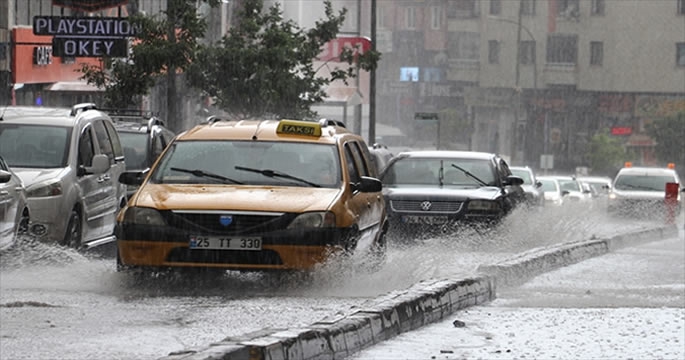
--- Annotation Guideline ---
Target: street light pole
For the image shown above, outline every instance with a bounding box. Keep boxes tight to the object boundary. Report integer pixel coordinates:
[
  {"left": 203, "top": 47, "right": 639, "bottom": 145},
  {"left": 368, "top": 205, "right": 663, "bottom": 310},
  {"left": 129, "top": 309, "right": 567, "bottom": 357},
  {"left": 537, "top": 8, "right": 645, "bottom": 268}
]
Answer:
[{"left": 510, "top": 0, "right": 523, "bottom": 164}]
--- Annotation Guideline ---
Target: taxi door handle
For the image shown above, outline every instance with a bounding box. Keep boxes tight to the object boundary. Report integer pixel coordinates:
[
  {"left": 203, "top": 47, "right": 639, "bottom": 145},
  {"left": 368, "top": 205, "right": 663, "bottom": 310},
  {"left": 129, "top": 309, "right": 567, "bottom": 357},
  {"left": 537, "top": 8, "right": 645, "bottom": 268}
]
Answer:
[
  {"left": 0, "top": 190, "right": 8, "bottom": 196},
  {"left": 97, "top": 174, "right": 111, "bottom": 183}
]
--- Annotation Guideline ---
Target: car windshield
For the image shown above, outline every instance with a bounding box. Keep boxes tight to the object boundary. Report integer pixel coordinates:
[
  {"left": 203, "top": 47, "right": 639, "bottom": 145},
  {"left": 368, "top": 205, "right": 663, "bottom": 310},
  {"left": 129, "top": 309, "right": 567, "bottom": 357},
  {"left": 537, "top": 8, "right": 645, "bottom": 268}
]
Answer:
[
  {"left": 151, "top": 140, "right": 341, "bottom": 188},
  {"left": 538, "top": 179, "right": 559, "bottom": 192},
  {"left": 381, "top": 157, "right": 495, "bottom": 186},
  {"left": 0, "top": 124, "right": 71, "bottom": 168},
  {"left": 511, "top": 169, "right": 533, "bottom": 184},
  {"left": 614, "top": 174, "right": 677, "bottom": 192},
  {"left": 118, "top": 132, "right": 149, "bottom": 170},
  {"left": 557, "top": 179, "right": 581, "bottom": 192}
]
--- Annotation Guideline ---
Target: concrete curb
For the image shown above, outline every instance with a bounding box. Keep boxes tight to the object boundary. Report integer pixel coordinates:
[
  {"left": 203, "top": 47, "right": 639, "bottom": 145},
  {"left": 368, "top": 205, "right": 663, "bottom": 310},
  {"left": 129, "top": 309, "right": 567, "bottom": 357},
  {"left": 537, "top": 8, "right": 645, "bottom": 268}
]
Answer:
[{"left": 158, "top": 224, "right": 676, "bottom": 360}]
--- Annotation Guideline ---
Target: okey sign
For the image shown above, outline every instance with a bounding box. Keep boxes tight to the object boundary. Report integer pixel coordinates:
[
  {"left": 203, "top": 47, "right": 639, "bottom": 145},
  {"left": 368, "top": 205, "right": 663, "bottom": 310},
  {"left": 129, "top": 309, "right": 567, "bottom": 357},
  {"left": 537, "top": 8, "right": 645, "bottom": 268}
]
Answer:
[{"left": 33, "top": 16, "right": 137, "bottom": 58}]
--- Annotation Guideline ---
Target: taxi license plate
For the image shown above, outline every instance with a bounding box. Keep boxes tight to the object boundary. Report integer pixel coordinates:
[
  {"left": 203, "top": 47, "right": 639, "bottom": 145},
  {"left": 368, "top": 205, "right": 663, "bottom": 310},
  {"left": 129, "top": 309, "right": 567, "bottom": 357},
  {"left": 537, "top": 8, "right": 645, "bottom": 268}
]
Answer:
[
  {"left": 402, "top": 215, "right": 449, "bottom": 225},
  {"left": 189, "top": 236, "right": 262, "bottom": 251}
]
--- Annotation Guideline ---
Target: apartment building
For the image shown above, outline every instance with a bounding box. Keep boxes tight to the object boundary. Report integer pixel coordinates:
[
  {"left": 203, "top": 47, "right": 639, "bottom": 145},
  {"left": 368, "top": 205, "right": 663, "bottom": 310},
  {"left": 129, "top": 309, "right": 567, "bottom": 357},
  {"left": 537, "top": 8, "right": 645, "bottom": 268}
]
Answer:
[{"left": 374, "top": 0, "right": 685, "bottom": 171}]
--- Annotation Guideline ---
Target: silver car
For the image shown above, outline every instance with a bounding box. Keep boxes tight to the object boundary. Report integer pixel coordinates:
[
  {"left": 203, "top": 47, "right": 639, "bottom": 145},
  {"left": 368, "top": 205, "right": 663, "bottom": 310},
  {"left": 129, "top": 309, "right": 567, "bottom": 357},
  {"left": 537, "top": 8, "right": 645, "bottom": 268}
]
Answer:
[
  {"left": 0, "top": 155, "right": 30, "bottom": 251},
  {"left": 0, "top": 104, "right": 127, "bottom": 249}
]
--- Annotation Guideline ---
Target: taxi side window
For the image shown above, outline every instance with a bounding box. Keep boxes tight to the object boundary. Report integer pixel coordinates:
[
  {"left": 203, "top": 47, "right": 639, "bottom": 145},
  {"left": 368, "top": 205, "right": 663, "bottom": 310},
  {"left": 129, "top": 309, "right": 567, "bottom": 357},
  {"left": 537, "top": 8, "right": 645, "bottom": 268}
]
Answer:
[
  {"left": 348, "top": 141, "right": 371, "bottom": 177},
  {"left": 103, "top": 120, "right": 124, "bottom": 160},
  {"left": 355, "top": 142, "right": 378, "bottom": 178},
  {"left": 78, "top": 127, "right": 95, "bottom": 168},
  {"left": 344, "top": 145, "right": 361, "bottom": 183}
]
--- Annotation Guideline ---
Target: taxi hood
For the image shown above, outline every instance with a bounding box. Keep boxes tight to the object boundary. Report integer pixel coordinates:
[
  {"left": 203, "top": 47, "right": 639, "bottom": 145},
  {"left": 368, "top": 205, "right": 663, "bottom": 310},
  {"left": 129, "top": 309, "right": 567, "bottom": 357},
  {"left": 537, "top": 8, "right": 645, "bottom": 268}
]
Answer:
[
  {"left": 383, "top": 185, "right": 503, "bottom": 201},
  {"left": 133, "top": 184, "right": 342, "bottom": 212}
]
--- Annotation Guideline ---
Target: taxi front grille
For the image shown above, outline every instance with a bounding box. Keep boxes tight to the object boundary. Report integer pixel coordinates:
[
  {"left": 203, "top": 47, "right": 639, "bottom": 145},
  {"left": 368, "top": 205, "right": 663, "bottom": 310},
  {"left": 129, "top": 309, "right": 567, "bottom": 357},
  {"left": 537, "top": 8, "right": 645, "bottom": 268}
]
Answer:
[
  {"left": 390, "top": 200, "right": 464, "bottom": 213},
  {"left": 163, "top": 211, "right": 290, "bottom": 234}
]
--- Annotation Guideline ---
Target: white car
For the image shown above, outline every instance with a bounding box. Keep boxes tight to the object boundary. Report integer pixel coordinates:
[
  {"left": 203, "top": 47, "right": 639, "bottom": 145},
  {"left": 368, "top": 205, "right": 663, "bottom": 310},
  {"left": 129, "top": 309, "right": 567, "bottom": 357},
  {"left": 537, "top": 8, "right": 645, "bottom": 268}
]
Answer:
[
  {"left": 537, "top": 176, "right": 565, "bottom": 207},
  {"left": 608, "top": 165, "right": 683, "bottom": 218},
  {"left": 0, "top": 155, "right": 30, "bottom": 251},
  {"left": 0, "top": 104, "right": 127, "bottom": 249}
]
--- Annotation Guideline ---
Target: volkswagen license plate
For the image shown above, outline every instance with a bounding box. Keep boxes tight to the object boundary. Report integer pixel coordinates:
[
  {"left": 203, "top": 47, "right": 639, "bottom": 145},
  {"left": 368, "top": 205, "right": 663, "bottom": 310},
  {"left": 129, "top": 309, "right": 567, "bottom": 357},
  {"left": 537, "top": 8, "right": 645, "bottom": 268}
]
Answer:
[
  {"left": 402, "top": 215, "right": 449, "bottom": 225},
  {"left": 189, "top": 236, "right": 262, "bottom": 250}
]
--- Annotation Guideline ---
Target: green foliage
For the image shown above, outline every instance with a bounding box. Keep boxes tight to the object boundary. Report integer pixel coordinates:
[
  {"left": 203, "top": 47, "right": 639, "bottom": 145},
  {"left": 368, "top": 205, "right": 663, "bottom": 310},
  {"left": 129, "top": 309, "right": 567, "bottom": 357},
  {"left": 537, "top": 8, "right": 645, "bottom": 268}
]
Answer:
[
  {"left": 646, "top": 112, "right": 685, "bottom": 170},
  {"left": 186, "top": 0, "right": 381, "bottom": 119},
  {"left": 586, "top": 128, "right": 626, "bottom": 175},
  {"left": 79, "top": 0, "right": 220, "bottom": 109}
]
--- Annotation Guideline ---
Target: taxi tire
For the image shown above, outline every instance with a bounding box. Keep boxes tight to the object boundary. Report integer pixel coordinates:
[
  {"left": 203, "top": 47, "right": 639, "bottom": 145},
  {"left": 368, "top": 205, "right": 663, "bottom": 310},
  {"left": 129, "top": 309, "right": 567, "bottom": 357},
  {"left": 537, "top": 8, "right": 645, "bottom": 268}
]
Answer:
[
  {"left": 61, "top": 209, "right": 82, "bottom": 249},
  {"left": 17, "top": 208, "right": 29, "bottom": 235}
]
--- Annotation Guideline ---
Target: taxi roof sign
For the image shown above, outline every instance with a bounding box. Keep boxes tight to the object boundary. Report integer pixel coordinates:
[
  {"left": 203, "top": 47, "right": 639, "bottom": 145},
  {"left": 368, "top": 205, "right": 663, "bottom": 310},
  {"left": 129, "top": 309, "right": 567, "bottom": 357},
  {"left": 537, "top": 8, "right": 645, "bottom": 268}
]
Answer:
[{"left": 276, "top": 120, "right": 322, "bottom": 137}]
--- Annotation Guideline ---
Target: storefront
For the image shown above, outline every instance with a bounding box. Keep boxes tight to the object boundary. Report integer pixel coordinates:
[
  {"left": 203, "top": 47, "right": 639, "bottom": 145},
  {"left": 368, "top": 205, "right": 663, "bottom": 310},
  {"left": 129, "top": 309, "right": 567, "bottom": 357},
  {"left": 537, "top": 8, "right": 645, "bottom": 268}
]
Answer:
[{"left": 11, "top": 28, "right": 103, "bottom": 107}]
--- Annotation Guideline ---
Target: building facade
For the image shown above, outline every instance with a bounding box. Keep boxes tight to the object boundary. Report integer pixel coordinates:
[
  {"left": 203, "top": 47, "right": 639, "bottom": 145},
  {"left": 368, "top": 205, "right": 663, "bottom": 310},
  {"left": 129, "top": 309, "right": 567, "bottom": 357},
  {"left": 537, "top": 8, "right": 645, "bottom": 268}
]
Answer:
[{"left": 373, "top": 0, "right": 685, "bottom": 172}]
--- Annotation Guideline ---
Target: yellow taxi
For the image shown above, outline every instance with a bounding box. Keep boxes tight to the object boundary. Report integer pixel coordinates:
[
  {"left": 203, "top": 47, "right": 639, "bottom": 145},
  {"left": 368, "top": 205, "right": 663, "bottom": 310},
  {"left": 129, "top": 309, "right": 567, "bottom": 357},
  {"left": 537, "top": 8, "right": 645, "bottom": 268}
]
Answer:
[{"left": 115, "top": 118, "right": 388, "bottom": 272}]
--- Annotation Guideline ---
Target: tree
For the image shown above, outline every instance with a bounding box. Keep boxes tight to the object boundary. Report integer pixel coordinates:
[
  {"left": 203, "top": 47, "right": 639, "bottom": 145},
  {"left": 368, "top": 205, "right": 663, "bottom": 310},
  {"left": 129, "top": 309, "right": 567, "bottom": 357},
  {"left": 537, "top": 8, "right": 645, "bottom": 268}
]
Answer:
[
  {"left": 79, "top": 0, "right": 221, "bottom": 132},
  {"left": 585, "top": 128, "right": 626, "bottom": 176},
  {"left": 186, "top": 0, "right": 380, "bottom": 120},
  {"left": 646, "top": 112, "right": 685, "bottom": 170}
]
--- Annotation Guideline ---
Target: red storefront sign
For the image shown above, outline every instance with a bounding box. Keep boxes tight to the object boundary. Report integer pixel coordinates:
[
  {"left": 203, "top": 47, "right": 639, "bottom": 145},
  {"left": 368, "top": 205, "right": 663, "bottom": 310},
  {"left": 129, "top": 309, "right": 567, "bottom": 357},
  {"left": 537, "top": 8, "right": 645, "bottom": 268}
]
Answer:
[
  {"left": 610, "top": 127, "right": 632, "bottom": 136},
  {"left": 317, "top": 36, "right": 371, "bottom": 62},
  {"left": 11, "top": 28, "right": 101, "bottom": 84}
]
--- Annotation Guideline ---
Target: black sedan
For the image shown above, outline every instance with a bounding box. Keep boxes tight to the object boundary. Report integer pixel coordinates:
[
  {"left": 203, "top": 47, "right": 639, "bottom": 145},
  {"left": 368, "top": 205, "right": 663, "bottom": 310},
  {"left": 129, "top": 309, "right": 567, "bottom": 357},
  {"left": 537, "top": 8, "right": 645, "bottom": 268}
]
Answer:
[{"left": 379, "top": 151, "right": 524, "bottom": 239}]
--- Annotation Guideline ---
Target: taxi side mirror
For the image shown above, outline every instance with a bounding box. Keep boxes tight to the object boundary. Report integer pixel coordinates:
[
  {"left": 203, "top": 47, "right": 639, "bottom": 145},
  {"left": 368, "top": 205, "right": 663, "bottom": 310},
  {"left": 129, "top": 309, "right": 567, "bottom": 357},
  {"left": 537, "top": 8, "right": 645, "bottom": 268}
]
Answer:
[
  {"left": 0, "top": 170, "right": 11, "bottom": 183},
  {"left": 354, "top": 176, "right": 382, "bottom": 193},
  {"left": 81, "top": 154, "right": 110, "bottom": 175}
]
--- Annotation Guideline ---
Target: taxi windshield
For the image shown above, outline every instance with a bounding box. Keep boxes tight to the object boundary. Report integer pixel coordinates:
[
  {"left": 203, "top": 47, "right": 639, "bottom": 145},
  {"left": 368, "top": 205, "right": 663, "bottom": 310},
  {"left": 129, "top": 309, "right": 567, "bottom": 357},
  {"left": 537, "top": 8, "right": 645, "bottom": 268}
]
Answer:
[
  {"left": 151, "top": 140, "right": 341, "bottom": 187},
  {"left": 0, "top": 124, "right": 71, "bottom": 168}
]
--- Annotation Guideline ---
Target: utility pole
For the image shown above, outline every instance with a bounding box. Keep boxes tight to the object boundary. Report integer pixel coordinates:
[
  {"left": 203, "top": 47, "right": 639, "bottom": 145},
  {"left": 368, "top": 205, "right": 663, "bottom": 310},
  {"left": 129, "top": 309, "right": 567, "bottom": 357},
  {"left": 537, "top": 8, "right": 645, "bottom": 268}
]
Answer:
[
  {"left": 368, "top": 0, "right": 377, "bottom": 145},
  {"left": 510, "top": 0, "right": 523, "bottom": 164}
]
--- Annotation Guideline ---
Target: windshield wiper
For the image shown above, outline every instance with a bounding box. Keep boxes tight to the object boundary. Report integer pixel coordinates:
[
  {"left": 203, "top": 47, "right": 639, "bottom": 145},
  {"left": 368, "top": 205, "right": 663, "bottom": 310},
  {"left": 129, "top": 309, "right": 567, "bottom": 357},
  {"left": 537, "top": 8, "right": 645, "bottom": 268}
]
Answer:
[
  {"left": 438, "top": 160, "right": 444, "bottom": 186},
  {"left": 234, "top": 165, "right": 320, "bottom": 187},
  {"left": 450, "top": 163, "right": 488, "bottom": 187},
  {"left": 170, "top": 167, "right": 244, "bottom": 184}
]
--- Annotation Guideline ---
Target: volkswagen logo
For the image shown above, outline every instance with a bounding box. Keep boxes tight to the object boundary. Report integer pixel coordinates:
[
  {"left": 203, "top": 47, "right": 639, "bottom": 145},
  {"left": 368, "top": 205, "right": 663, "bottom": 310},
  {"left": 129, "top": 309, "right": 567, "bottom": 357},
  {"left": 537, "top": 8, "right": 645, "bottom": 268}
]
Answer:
[
  {"left": 219, "top": 215, "right": 234, "bottom": 227},
  {"left": 420, "top": 201, "right": 432, "bottom": 211}
]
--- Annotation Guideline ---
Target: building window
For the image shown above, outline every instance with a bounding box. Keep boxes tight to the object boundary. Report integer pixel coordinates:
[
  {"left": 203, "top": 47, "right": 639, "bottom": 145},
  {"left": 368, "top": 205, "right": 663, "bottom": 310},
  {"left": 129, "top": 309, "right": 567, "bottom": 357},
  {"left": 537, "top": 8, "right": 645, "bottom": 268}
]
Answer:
[
  {"left": 679, "top": 0, "right": 685, "bottom": 15},
  {"left": 546, "top": 34, "right": 578, "bottom": 64},
  {"left": 520, "top": 40, "right": 536, "bottom": 65},
  {"left": 405, "top": 6, "right": 416, "bottom": 29},
  {"left": 558, "top": 0, "right": 580, "bottom": 16},
  {"left": 591, "top": 0, "right": 605, "bottom": 15},
  {"left": 677, "top": 43, "right": 685, "bottom": 66},
  {"left": 490, "top": 0, "right": 501, "bottom": 15},
  {"left": 488, "top": 40, "right": 500, "bottom": 64},
  {"left": 521, "top": 0, "right": 536, "bottom": 15},
  {"left": 447, "top": 0, "right": 480, "bottom": 19},
  {"left": 431, "top": 6, "right": 442, "bottom": 30},
  {"left": 590, "top": 41, "right": 603, "bottom": 65},
  {"left": 448, "top": 31, "right": 480, "bottom": 60}
]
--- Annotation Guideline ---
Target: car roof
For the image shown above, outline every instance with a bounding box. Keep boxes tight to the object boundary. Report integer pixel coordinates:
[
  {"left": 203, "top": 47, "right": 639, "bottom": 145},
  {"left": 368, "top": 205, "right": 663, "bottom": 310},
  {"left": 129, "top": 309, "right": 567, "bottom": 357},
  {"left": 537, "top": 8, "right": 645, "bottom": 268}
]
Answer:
[
  {"left": 577, "top": 176, "right": 612, "bottom": 182},
  {"left": 396, "top": 150, "right": 497, "bottom": 160},
  {"left": 176, "top": 118, "right": 352, "bottom": 145},
  {"left": 0, "top": 105, "right": 111, "bottom": 127},
  {"left": 616, "top": 167, "right": 679, "bottom": 177}
]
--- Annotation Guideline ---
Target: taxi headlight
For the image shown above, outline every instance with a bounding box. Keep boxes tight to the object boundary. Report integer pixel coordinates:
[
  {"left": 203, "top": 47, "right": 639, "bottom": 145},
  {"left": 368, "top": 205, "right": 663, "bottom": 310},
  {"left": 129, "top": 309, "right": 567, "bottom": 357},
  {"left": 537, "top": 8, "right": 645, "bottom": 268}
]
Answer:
[
  {"left": 122, "top": 207, "right": 166, "bottom": 226},
  {"left": 26, "top": 179, "right": 63, "bottom": 197},
  {"left": 468, "top": 200, "right": 500, "bottom": 211},
  {"left": 288, "top": 212, "right": 336, "bottom": 229}
]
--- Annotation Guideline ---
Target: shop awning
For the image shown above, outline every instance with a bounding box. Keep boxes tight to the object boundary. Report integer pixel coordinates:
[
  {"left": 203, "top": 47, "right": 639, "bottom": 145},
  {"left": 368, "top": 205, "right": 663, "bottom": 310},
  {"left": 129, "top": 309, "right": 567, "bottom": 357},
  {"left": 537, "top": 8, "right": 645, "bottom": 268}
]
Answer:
[{"left": 44, "top": 81, "right": 103, "bottom": 92}]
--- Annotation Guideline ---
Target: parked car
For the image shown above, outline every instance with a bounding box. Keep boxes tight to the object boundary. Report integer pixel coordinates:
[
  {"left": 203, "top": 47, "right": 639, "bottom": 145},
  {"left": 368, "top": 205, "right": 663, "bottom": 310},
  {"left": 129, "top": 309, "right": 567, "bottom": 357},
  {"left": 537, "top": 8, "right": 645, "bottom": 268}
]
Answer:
[
  {"left": 577, "top": 176, "right": 613, "bottom": 196},
  {"left": 536, "top": 176, "right": 567, "bottom": 207},
  {"left": 0, "top": 103, "right": 127, "bottom": 249},
  {"left": 109, "top": 110, "right": 176, "bottom": 198},
  {"left": 510, "top": 166, "right": 544, "bottom": 208},
  {"left": 608, "top": 163, "right": 683, "bottom": 218},
  {"left": 0, "top": 155, "right": 30, "bottom": 251},
  {"left": 379, "top": 150, "right": 525, "bottom": 238},
  {"left": 116, "top": 118, "right": 387, "bottom": 273}
]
